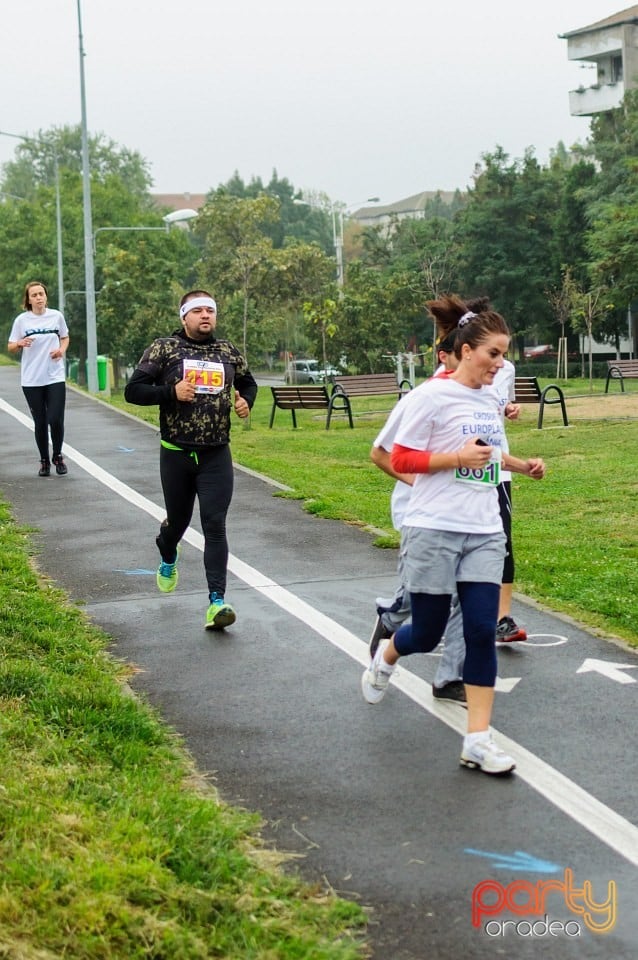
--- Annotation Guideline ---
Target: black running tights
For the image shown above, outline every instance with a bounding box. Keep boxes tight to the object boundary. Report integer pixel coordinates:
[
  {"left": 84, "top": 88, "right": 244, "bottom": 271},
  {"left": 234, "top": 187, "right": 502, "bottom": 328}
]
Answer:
[
  {"left": 22, "top": 382, "right": 66, "bottom": 461},
  {"left": 157, "top": 444, "right": 234, "bottom": 598}
]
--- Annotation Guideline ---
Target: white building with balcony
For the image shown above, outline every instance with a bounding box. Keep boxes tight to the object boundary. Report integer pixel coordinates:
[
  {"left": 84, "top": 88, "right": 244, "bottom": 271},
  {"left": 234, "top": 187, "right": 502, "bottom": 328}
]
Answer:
[{"left": 562, "top": 5, "right": 638, "bottom": 116}]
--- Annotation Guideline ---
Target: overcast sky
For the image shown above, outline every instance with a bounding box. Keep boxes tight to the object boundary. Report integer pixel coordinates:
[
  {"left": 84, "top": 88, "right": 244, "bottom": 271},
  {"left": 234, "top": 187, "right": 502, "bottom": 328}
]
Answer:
[{"left": 0, "top": 1, "right": 620, "bottom": 206}]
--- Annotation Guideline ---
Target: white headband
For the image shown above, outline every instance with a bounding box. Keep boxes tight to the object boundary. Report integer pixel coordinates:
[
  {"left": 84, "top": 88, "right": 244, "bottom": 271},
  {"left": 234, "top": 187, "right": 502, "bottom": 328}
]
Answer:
[
  {"left": 180, "top": 296, "right": 217, "bottom": 318},
  {"left": 458, "top": 311, "right": 477, "bottom": 327}
]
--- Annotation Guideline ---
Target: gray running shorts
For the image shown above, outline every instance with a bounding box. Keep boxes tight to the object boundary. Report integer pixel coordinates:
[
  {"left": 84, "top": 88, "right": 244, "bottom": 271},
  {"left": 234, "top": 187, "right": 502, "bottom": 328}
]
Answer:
[{"left": 403, "top": 526, "right": 506, "bottom": 594}]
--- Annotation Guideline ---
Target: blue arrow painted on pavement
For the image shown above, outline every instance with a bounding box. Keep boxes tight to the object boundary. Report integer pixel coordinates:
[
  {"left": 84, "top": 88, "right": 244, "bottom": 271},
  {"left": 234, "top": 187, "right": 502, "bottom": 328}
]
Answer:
[
  {"left": 117, "top": 445, "right": 135, "bottom": 453},
  {"left": 464, "top": 849, "right": 561, "bottom": 873},
  {"left": 112, "top": 568, "right": 155, "bottom": 576}
]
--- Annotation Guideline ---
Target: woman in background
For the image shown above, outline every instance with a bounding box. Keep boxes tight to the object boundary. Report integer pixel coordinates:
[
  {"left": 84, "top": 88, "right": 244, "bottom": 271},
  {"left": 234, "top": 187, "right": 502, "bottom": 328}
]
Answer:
[{"left": 8, "top": 281, "right": 69, "bottom": 477}]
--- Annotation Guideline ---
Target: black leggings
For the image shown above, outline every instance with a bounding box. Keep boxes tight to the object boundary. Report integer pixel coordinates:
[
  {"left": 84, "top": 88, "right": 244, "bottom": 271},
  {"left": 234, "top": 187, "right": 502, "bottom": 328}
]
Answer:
[
  {"left": 498, "top": 480, "right": 515, "bottom": 584},
  {"left": 157, "top": 444, "right": 234, "bottom": 598},
  {"left": 22, "top": 383, "right": 66, "bottom": 461}
]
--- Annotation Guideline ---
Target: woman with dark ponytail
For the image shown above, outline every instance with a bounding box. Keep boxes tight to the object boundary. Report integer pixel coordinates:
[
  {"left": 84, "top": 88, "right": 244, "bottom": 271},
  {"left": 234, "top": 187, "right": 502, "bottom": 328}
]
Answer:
[{"left": 361, "top": 294, "right": 546, "bottom": 775}]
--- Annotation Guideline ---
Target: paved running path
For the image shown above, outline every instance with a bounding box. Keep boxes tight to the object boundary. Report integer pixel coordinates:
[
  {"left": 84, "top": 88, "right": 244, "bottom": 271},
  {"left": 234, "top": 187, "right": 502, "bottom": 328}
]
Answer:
[{"left": 1, "top": 365, "right": 636, "bottom": 959}]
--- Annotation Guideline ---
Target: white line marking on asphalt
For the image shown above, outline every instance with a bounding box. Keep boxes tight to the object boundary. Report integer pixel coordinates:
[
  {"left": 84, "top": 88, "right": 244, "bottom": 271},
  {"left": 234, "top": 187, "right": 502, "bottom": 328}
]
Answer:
[
  {"left": 577, "top": 658, "right": 637, "bottom": 685},
  {"left": 525, "top": 633, "right": 569, "bottom": 647},
  {"left": 2, "top": 394, "right": 638, "bottom": 868},
  {"left": 494, "top": 676, "right": 521, "bottom": 692}
]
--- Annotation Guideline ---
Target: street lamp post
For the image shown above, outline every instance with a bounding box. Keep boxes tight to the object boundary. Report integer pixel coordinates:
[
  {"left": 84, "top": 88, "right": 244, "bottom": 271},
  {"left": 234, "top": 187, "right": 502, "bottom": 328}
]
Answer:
[
  {"left": 293, "top": 196, "right": 379, "bottom": 287},
  {"left": 92, "top": 209, "right": 198, "bottom": 253},
  {"left": 76, "top": 0, "right": 99, "bottom": 393},
  {"left": 0, "top": 128, "right": 65, "bottom": 313}
]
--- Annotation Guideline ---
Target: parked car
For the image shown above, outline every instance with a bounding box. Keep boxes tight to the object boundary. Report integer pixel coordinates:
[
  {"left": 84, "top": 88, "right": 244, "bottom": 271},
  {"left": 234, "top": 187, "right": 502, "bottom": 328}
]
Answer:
[
  {"left": 285, "top": 360, "right": 341, "bottom": 384},
  {"left": 523, "top": 344, "right": 553, "bottom": 359}
]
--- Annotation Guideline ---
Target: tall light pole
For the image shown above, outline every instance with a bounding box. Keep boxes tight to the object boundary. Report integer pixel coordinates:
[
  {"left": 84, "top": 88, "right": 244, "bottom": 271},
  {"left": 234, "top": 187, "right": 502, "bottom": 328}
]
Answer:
[
  {"left": 294, "top": 196, "right": 380, "bottom": 287},
  {"left": 0, "top": 129, "right": 65, "bottom": 313},
  {"left": 76, "top": 0, "right": 98, "bottom": 393}
]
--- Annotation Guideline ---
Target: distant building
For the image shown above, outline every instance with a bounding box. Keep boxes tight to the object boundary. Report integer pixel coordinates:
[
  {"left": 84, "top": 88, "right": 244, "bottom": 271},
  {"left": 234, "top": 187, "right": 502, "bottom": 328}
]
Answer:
[
  {"left": 152, "top": 192, "right": 207, "bottom": 212},
  {"left": 352, "top": 190, "right": 460, "bottom": 230},
  {"left": 562, "top": 5, "right": 638, "bottom": 116}
]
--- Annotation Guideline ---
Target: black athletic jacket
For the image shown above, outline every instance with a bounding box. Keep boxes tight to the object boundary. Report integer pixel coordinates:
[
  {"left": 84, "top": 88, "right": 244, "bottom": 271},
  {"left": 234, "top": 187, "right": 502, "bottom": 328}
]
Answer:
[{"left": 124, "top": 329, "right": 258, "bottom": 449}]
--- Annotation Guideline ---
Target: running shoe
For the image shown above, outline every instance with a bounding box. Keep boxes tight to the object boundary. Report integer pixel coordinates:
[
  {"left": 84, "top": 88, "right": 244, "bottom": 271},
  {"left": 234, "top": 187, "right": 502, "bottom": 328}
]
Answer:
[
  {"left": 496, "top": 616, "right": 527, "bottom": 643},
  {"left": 432, "top": 680, "right": 467, "bottom": 706},
  {"left": 38, "top": 460, "right": 51, "bottom": 477},
  {"left": 460, "top": 736, "right": 516, "bottom": 775},
  {"left": 52, "top": 454, "right": 68, "bottom": 476},
  {"left": 156, "top": 556, "right": 179, "bottom": 593},
  {"left": 361, "top": 638, "right": 396, "bottom": 704},
  {"left": 205, "top": 593, "right": 236, "bottom": 630},
  {"left": 369, "top": 614, "right": 393, "bottom": 659}
]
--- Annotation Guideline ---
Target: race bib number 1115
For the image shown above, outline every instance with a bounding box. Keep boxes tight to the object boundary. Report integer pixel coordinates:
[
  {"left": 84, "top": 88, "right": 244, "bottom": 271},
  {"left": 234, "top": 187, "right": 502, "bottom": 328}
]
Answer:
[{"left": 183, "top": 359, "right": 225, "bottom": 394}]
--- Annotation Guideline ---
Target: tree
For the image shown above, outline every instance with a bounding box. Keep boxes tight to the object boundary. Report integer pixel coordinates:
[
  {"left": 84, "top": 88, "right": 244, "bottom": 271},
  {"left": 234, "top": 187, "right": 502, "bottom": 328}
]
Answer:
[
  {"left": 302, "top": 298, "right": 339, "bottom": 371},
  {"left": 321, "top": 262, "right": 424, "bottom": 373},
  {"left": 545, "top": 268, "right": 576, "bottom": 377},
  {"left": 580, "top": 90, "right": 638, "bottom": 347},
  {"left": 195, "top": 193, "right": 336, "bottom": 364},
  {"left": 195, "top": 194, "right": 281, "bottom": 362},
  {"left": 566, "top": 279, "right": 611, "bottom": 386},
  {"left": 1, "top": 125, "right": 152, "bottom": 200},
  {"left": 213, "top": 171, "right": 334, "bottom": 254},
  {"left": 454, "top": 147, "right": 561, "bottom": 354},
  {"left": 548, "top": 155, "right": 597, "bottom": 290},
  {"left": 0, "top": 127, "right": 201, "bottom": 378},
  {"left": 94, "top": 230, "right": 197, "bottom": 375}
]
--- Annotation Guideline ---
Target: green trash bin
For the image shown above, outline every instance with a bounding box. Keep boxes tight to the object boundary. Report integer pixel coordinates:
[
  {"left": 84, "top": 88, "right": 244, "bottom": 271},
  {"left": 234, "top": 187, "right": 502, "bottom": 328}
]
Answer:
[
  {"left": 85, "top": 356, "right": 110, "bottom": 390},
  {"left": 96, "top": 355, "right": 108, "bottom": 391},
  {"left": 68, "top": 360, "right": 79, "bottom": 383}
]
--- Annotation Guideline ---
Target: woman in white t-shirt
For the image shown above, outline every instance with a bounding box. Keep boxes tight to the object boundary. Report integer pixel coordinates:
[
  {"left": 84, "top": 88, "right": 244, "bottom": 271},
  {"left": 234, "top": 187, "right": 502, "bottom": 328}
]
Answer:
[
  {"left": 361, "top": 295, "right": 545, "bottom": 776},
  {"left": 8, "top": 281, "right": 70, "bottom": 477}
]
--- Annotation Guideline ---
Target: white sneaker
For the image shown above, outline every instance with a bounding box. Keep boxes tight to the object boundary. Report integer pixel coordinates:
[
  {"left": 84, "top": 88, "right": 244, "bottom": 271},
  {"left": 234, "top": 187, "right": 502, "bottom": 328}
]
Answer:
[
  {"left": 361, "top": 639, "right": 396, "bottom": 704},
  {"left": 460, "top": 736, "right": 516, "bottom": 775}
]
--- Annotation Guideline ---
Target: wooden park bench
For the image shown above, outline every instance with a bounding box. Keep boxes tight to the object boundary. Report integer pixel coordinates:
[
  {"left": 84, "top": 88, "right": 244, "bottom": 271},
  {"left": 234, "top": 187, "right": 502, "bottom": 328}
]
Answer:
[
  {"left": 514, "top": 376, "right": 569, "bottom": 429},
  {"left": 604, "top": 359, "right": 638, "bottom": 393},
  {"left": 269, "top": 384, "right": 330, "bottom": 428},
  {"left": 327, "top": 373, "right": 412, "bottom": 428}
]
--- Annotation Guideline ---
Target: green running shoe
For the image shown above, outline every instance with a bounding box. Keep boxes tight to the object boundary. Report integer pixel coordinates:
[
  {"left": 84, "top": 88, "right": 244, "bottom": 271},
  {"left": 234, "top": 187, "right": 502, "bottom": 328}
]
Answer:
[
  {"left": 156, "top": 554, "right": 179, "bottom": 593},
  {"left": 205, "top": 593, "right": 236, "bottom": 630}
]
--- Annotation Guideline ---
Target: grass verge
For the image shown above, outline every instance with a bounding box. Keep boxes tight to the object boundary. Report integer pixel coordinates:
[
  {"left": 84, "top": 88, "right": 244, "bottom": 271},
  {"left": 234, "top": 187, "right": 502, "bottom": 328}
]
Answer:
[{"left": 0, "top": 501, "right": 366, "bottom": 958}]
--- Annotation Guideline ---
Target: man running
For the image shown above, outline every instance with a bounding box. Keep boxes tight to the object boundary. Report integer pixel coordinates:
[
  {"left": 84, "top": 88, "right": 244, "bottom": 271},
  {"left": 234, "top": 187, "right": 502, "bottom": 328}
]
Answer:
[{"left": 125, "top": 290, "right": 258, "bottom": 629}]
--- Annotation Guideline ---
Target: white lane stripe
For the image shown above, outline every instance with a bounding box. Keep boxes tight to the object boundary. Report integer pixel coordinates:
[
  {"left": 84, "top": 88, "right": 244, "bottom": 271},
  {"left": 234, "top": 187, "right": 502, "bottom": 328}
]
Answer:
[{"left": 3, "top": 395, "right": 638, "bottom": 867}]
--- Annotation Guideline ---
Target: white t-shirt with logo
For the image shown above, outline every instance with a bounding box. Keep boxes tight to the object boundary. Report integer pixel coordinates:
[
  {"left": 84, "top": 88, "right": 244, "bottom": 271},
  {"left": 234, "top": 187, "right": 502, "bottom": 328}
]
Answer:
[
  {"left": 9, "top": 309, "right": 68, "bottom": 387},
  {"left": 395, "top": 376, "right": 505, "bottom": 534},
  {"left": 490, "top": 359, "right": 515, "bottom": 481},
  {"left": 373, "top": 395, "right": 414, "bottom": 531},
  {"left": 374, "top": 372, "right": 449, "bottom": 530}
]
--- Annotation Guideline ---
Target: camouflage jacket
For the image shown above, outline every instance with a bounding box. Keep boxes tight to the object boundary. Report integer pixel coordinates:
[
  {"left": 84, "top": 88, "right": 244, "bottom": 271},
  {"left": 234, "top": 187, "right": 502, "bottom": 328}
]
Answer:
[{"left": 124, "top": 329, "right": 258, "bottom": 449}]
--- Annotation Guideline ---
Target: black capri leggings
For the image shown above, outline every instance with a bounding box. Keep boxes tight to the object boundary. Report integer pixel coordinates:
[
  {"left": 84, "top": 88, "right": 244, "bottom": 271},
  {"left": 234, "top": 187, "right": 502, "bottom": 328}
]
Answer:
[
  {"left": 22, "top": 382, "right": 66, "bottom": 461},
  {"left": 498, "top": 480, "right": 515, "bottom": 584}
]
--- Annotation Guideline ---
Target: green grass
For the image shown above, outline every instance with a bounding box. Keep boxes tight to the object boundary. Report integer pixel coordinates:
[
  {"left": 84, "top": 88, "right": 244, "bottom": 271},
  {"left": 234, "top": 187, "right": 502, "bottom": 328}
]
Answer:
[
  {"left": 0, "top": 503, "right": 366, "bottom": 958},
  {"left": 105, "top": 377, "right": 638, "bottom": 645}
]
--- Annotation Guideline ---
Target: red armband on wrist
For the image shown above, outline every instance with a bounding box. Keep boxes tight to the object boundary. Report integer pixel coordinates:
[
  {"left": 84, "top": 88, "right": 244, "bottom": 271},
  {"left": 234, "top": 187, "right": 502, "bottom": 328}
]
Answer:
[{"left": 391, "top": 444, "right": 432, "bottom": 473}]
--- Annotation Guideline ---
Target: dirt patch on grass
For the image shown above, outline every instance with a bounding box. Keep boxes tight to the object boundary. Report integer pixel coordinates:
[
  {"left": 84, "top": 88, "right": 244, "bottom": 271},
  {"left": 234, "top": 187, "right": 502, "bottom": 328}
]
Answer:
[{"left": 563, "top": 392, "right": 638, "bottom": 420}]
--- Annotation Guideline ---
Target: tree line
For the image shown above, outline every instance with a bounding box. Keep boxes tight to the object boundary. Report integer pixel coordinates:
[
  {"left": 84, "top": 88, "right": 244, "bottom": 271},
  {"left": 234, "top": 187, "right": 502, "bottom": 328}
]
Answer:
[{"left": 2, "top": 96, "right": 638, "bottom": 381}]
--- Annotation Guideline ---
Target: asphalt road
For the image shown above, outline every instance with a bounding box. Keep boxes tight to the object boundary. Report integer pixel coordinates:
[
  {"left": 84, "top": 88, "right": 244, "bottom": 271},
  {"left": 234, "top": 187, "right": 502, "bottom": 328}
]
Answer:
[{"left": 1, "top": 366, "right": 637, "bottom": 960}]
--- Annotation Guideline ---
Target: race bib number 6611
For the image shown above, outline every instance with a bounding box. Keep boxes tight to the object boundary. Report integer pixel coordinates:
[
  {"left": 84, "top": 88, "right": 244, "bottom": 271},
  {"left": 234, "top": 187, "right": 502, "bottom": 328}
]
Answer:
[{"left": 183, "top": 359, "right": 225, "bottom": 394}]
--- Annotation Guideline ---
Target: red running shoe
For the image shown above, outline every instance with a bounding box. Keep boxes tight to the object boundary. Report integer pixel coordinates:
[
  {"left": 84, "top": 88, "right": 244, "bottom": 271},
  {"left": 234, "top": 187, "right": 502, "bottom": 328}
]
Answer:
[{"left": 496, "top": 616, "right": 527, "bottom": 643}]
